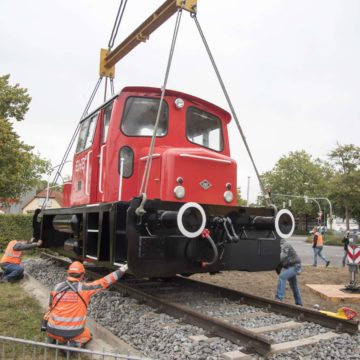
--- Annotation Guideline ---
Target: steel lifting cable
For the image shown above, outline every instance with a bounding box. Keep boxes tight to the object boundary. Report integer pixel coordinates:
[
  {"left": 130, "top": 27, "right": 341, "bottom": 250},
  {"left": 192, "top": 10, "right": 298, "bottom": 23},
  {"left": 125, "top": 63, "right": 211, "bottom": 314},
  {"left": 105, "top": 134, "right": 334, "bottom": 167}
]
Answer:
[
  {"left": 191, "top": 14, "right": 272, "bottom": 208},
  {"left": 104, "top": 0, "right": 128, "bottom": 101},
  {"left": 41, "top": 76, "right": 104, "bottom": 211},
  {"left": 136, "top": 8, "right": 183, "bottom": 216},
  {"left": 104, "top": 77, "right": 108, "bottom": 102},
  {"left": 110, "top": 78, "right": 115, "bottom": 96},
  {"left": 108, "top": 0, "right": 128, "bottom": 51},
  {"left": 44, "top": 1, "right": 128, "bottom": 210}
]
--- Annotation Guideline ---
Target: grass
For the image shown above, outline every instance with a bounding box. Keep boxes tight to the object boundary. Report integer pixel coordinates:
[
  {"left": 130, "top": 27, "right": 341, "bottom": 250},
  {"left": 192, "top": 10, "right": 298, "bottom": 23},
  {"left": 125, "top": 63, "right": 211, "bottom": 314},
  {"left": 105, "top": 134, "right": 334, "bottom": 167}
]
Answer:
[
  {"left": 0, "top": 280, "right": 50, "bottom": 358},
  {"left": 0, "top": 281, "right": 44, "bottom": 340}
]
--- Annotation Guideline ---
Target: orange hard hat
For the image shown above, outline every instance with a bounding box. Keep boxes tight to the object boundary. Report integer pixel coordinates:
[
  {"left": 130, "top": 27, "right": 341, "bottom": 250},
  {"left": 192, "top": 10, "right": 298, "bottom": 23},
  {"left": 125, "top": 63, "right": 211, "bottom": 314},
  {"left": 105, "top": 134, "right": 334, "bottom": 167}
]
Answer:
[{"left": 67, "top": 261, "right": 85, "bottom": 275}]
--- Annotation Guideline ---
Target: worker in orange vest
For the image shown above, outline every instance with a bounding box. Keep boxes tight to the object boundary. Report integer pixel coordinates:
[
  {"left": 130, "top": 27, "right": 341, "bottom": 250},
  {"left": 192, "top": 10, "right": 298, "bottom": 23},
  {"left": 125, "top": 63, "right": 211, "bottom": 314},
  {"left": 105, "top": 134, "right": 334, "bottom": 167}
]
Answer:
[
  {"left": 44, "top": 261, "right": 128, "bottom": 347},
  {"left": 312, "top": 227, "right": 330, "bottom": 267},
  {"left": 0, "top": 239, "right": 43, "bottom": 282}
]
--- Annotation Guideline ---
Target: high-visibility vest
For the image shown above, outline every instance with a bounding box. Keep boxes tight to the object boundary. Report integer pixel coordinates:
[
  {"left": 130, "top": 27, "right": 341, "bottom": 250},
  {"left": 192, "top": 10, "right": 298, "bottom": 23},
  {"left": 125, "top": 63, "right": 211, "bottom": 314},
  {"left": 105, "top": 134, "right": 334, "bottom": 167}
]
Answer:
[
  {"left": 46, "top": 269, "right": 122, "bottom": 339},
  {"left": 313, "top": 232, "right": 323, "bottom": 247},
  {"left": 0, "top": 240, "right": 22, "bottom": 265}
]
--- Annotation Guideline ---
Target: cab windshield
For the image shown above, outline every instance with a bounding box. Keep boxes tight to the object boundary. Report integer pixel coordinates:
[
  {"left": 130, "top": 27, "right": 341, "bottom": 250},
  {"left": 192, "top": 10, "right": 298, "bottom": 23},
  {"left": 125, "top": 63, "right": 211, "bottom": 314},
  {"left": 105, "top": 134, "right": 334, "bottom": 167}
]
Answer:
[{"left": 121, "top": 97, "right": 168, "bottom": 137}]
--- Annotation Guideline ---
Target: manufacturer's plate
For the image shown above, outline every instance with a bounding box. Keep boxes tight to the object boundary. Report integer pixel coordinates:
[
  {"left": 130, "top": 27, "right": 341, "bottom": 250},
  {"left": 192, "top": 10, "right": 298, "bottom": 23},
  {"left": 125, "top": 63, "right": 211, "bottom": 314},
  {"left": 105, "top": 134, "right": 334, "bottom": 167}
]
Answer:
[{"left": 200, "top": 179, "right": 212, "bottom": 190}]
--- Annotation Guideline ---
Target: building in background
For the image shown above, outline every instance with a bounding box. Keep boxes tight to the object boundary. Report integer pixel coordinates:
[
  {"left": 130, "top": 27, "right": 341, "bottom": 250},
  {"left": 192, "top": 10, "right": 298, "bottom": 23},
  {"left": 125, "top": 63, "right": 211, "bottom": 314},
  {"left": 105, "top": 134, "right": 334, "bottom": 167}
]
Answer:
[
  {"left": 0, "top": 189, "right": 37, "bottom": 214},
  {"left": 22, "top": 190, "right": 63, "bottom": 214}
]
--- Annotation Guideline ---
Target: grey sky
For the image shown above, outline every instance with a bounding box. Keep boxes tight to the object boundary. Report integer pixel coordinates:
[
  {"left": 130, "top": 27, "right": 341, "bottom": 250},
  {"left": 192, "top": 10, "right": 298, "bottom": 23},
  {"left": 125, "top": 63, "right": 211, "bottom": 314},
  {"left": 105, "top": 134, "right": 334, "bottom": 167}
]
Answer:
[{"left": 1, "top": 0, "right": 359, "bottom": 202}]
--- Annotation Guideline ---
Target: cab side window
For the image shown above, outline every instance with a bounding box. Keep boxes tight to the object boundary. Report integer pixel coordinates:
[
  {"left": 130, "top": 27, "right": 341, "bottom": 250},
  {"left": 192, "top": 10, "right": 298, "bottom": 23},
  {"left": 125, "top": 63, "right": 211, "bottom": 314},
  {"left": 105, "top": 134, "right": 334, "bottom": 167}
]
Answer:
[
  {"left": 102, "top": 103, "right": 113, "bottom": 143},
  {"left": 186, "top": 107, "right": 223, "bottom": 152},
  {"left": 76, "top": 113, "right": 98, "bottom": 153}
]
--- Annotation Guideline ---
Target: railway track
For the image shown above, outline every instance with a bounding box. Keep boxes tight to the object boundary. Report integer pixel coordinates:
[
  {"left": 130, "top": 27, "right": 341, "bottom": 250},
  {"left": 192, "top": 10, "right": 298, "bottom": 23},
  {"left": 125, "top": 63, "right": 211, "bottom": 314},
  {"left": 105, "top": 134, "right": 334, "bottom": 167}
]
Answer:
[{"left": 39, "top": 253, "right": 359, "bottom": 357}]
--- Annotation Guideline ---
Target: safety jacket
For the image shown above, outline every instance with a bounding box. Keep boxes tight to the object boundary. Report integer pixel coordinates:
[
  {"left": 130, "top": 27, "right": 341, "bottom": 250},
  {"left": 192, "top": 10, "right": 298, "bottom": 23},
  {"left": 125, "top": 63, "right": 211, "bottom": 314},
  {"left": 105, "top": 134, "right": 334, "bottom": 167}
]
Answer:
[
  {"left": 313, "top": 232, "right": 323, "bottom": 247},
  {"left": 46, "top": 269, "right": 123, "bottom": 339},
  {"left": 0, "top": 240, "right": 22, "bottom": 265}
]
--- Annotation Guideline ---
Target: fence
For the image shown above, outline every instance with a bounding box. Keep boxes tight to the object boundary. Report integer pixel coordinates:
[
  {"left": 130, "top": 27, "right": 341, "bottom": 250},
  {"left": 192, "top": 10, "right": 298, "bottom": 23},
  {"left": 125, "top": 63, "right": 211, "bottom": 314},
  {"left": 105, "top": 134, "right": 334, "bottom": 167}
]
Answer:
[{"left": 0, "top": 335, "right": 152, "bottom": 360}]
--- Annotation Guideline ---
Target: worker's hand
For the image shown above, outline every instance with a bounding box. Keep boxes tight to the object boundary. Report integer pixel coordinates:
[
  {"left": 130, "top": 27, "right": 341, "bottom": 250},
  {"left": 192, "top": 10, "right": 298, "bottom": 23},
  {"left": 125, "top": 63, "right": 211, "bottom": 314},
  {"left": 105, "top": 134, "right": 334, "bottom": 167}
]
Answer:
[
  {"left": 37, "top": 240, "right": 43, "bottom": 247},
  {"left": 275, "top": 264, "right": 282, "bottom": 275},
  {"left": 119, "top": 264, "right": 128, "bottom": 273}
]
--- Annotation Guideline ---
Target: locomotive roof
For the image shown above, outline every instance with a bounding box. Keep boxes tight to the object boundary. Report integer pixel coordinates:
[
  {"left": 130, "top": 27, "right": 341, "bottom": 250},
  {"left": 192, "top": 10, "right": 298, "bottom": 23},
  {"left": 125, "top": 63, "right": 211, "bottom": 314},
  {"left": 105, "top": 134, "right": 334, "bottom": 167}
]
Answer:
[
  {"left": 121, "top": 86, "right": 232, "bottom": 124},
  {"left": 80, "top": 86, "right": 232, "bottom": 124}
]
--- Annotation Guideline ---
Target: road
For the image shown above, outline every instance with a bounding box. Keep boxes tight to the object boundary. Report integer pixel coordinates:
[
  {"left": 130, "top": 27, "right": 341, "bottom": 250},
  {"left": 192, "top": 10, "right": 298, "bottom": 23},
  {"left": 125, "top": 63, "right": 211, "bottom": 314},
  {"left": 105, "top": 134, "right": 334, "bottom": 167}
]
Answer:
[{"left": 289, "top": 235, "right": 344, "bottom": 267}]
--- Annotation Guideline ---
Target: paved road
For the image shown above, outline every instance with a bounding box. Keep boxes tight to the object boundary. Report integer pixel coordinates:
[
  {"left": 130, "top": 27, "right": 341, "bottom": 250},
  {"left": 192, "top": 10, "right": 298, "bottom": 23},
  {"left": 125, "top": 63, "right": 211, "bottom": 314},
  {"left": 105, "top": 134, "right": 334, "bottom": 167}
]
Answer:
[{"left": 289, "top": 235, "right": 344, "bottom": 268}]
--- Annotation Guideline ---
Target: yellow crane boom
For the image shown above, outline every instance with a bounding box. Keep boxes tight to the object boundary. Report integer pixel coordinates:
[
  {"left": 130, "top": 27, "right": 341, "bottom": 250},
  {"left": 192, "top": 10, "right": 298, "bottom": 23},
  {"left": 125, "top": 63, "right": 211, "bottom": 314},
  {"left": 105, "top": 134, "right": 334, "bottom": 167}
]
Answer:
[{"left": 99, "top": 0, "right": 197, "bottom": 78}]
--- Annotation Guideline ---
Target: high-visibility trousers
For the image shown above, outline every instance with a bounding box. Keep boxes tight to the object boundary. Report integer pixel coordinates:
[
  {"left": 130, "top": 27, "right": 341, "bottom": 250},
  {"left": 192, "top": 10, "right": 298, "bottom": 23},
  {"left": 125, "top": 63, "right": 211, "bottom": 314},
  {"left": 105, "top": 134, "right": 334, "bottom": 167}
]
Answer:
[{"left": 47, "top": 328, "right": 92, "bottom": 347}]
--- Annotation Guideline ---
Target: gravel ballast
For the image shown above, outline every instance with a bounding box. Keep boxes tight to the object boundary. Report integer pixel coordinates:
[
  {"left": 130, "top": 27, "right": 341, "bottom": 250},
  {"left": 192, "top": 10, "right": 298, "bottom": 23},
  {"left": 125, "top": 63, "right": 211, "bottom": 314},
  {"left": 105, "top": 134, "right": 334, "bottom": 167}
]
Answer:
[{"left": 25, "top": 258, "right": 360, "bottom": 359}]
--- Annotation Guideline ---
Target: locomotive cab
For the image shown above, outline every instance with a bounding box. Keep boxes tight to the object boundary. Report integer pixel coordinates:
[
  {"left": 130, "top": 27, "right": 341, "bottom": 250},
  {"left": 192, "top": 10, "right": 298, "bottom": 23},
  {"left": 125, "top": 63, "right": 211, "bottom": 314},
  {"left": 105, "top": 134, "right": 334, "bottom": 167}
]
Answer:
[
  {"left": 40, "top": 86, "right": 294, "bottom": 278},
  {"left": 65, "top": 87, "right": 237, "bottom": 207}
]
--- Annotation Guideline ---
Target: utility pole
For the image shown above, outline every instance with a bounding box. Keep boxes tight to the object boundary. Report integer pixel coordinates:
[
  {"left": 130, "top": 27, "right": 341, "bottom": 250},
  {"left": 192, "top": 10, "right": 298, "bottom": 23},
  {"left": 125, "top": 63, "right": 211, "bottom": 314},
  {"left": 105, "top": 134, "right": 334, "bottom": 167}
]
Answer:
[{"left": 246, "top": 176, "right": 250, "bottom": 207}]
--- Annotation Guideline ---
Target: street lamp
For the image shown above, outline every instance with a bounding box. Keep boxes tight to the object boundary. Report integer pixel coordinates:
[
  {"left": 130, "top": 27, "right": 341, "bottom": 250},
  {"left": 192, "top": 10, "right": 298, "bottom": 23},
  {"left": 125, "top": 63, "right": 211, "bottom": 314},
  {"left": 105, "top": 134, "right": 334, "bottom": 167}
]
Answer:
[
  {"left": 311, "top": 197, "right": 333, "bottom": 230},
  {"left": 272, "top": 193, "right": 333, "bottom": 230}
]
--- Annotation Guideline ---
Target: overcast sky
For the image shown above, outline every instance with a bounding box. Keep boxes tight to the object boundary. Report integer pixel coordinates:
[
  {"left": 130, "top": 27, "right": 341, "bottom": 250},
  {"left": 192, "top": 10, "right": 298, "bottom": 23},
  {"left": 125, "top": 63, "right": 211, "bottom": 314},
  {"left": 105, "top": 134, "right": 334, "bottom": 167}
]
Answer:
[{"left": 1, "top": 0, "right": 359, "bottom": 202}]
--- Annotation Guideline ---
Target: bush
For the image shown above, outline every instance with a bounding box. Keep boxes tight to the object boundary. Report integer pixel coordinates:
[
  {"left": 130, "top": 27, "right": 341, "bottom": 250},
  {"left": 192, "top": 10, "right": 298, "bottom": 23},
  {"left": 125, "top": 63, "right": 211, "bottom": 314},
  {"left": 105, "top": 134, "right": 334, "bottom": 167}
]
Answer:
[
  {"left": 323, "top": 231, "right": 343, "bottom": 246},
  {"left": 305, "top": 229, "right": 343, "bottom": 246},
  {"left": 0, "top": 214, "right": 33, "bottom": 250}
]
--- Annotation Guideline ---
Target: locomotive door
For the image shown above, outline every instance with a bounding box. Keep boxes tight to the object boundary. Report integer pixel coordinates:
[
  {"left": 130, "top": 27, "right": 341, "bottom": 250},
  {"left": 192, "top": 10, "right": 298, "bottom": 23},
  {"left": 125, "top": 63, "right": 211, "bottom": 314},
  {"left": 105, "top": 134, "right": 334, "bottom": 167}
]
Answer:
[
  {"left": 96, "top": 103, "right": 113, "bottom": 203},
  {"left": 72, "top": 112, "right": 99, "bottom": 205}
]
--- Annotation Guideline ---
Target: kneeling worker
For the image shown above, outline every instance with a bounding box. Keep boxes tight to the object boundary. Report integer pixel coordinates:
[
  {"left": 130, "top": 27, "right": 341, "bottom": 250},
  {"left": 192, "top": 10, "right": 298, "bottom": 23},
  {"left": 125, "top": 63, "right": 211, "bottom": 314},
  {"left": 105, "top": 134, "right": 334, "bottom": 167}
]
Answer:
[
  {"left": 44, "top": 261, "right": 128, "bottom": 347},
  {"left": 0, "top": 239, "right": 43, "bottom": 282}
]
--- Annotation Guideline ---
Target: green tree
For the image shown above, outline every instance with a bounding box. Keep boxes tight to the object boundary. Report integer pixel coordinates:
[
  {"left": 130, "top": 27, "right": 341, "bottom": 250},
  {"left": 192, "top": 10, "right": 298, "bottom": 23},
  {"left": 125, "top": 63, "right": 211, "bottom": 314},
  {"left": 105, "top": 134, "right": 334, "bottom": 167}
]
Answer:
[
  {"left": 261, "top": 150, "right": 331, "bottom": 220},
  {"left": 236, "top": 187, "right": 247, "bottom": 206},
  {"left": 0, "top": 74, "right": 31, "bottom": 121},
  {"left": 0, "top": 75, "right": 50, "bottom": 202},
  {"left": 327, "top": 143, "right": 360, "bottom": 229}
]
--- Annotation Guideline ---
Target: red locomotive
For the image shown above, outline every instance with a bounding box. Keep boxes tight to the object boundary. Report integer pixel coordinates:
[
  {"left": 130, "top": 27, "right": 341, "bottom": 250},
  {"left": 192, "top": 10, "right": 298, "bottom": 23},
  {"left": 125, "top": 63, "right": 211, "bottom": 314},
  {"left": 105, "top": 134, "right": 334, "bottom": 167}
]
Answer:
[
  {"left": 37, "top": 0, "right": 295, "bottom": 277},
  {"left": 39, "top": 86, "right": 294, "bottom": 277}
]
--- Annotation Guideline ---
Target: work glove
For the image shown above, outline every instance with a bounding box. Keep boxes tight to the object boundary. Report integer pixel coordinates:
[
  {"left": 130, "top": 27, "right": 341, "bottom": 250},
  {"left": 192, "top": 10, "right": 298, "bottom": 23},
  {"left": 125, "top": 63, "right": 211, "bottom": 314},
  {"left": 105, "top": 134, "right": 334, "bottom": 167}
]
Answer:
[{"left": 119, "top": 264, "right": 128, "bottom": 273}]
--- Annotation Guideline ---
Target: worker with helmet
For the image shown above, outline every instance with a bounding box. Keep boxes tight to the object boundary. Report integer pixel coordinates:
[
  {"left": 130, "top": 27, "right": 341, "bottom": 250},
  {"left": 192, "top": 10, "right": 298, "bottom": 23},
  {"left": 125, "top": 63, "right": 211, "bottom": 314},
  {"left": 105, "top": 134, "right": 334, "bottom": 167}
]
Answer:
[
  {"left": 43, "top": 261, "right": 128, "bottom": 347},
  {"left": 0, "top": 239, "right": 43, "bottom": 282}
]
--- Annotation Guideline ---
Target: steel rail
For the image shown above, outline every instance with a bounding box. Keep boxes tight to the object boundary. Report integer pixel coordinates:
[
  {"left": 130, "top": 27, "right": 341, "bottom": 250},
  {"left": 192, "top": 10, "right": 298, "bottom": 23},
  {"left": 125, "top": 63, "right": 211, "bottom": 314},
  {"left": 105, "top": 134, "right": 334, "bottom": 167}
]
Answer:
[
  {"left": 173, "top": 276, "right": 360, "bottom": 334},
  {"left": 40, "top": 252, "right": 272, "bottom": 354},
  {"left": 86, "top": 269, "right": 273, "bottom": 355},
  {"left": 39, "top": 252, "right": 359, "bottom": 355}
]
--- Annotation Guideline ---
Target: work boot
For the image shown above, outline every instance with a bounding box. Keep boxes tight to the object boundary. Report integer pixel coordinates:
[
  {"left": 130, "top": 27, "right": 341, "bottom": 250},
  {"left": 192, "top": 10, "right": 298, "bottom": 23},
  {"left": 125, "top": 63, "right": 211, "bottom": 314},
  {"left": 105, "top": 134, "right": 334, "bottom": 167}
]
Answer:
[{"left": 326, "top": 261, "right": 330, "bottom": 267}]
